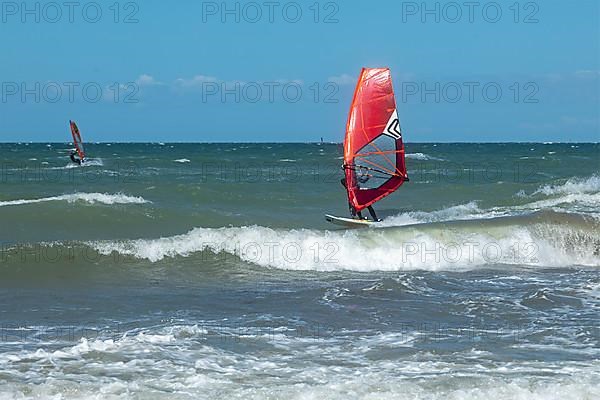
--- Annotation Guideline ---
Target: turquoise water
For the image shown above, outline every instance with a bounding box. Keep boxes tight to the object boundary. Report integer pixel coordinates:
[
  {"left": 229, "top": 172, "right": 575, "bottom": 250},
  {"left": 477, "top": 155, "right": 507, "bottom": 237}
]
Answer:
[{"left": 0, "top": 143, "right": 599, "bottom": 399}]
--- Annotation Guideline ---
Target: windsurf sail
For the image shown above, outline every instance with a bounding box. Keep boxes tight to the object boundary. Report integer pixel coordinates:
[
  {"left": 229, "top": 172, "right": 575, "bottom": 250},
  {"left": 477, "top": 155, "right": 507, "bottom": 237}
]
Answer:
[
  {"left": 343, "top": 68, "right": 408, "bottom": 212},
  {"left": 69, "top": 120, "right": 85, "bottom": 160}
]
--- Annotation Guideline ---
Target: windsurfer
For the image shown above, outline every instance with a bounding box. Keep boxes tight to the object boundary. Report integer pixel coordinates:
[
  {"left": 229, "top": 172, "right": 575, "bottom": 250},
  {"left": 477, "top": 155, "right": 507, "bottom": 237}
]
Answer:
[
  {"left": 340, "top": 178, "right": 380, "bottom": 221},
  {"left": 70, "top": 150, "right": 83, "bottom": 165}
]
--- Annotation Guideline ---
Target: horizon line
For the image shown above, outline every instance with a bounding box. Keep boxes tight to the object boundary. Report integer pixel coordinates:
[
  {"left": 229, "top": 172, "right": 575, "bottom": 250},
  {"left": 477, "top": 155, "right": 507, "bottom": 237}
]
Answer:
[{"left": 0, "top": 141, "right": 598, "bottom": 145}]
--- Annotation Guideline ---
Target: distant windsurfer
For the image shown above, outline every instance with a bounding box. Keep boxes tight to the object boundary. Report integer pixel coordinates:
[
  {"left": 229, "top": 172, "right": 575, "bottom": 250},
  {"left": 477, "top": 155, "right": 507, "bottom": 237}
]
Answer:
[
  {"left": 70, "top": 150, "right": 83, "bottom": 165},
  {"left": 340, "top": 178, "right": 379, "bottom": 221},
  {"left": 69, "top": 120, "right": 87, "bottom": 166}
]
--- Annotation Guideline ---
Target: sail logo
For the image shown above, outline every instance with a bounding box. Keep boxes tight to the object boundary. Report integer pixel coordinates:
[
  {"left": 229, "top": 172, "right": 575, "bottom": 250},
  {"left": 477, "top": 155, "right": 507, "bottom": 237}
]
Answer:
[{"left": 383, "top": 111, "right": 402, "bottom": 140}]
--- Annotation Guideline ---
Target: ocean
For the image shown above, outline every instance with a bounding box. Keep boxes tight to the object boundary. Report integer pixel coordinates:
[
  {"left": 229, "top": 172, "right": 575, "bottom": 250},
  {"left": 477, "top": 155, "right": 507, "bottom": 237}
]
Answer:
[{"left": 0, "top": 142, "right": 599, "bottom": 399}]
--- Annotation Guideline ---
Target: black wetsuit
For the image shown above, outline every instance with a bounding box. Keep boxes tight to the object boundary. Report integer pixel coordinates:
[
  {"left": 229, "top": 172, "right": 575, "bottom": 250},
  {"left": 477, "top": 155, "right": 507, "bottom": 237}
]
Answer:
[
  {"left": 366, "top": 206, "right": 379, "bottom": 221},
  {"left": 70, "top": 152, "right": 82, "bottom": 165}
]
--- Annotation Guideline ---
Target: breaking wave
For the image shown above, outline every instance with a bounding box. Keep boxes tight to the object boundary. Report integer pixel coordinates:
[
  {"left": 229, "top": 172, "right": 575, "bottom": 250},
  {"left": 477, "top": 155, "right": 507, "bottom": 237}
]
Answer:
[
  {"left": 81, "top": 175, "right": 600, "bottom": 272},
  {"left": 406, "top": 152, "right": 445, "bottom": 161},
  {"left": 533, "top": 175, "right": 600, "bottom": 196},
  {"left": 88, "top": 211, "right": 600, "bottom": 271},
  {"left": 522, "top": 175, "right": 600, "bottom": 213},
  {"left": 383, "top": 174, "right": 600, "bottom": 228}
]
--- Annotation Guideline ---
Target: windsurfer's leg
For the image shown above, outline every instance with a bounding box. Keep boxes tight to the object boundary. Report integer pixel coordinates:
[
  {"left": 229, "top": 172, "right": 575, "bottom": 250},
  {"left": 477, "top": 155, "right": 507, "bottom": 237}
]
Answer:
[{"left": 368, "top": 206, "right": 379, "bottom": 221}]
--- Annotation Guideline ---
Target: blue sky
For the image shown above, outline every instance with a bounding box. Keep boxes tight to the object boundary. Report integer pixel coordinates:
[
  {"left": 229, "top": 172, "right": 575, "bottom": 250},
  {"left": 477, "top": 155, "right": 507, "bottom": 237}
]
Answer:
[{"left": 0, "top": 0, "right": 598, "bottom": 142}]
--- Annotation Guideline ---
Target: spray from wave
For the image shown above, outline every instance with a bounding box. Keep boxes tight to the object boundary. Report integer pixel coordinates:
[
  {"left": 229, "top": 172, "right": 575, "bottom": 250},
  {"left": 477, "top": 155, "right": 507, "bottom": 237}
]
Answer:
[
  {"left": 64, "top": 158, "right": 104, "bottom": 169},
  {"left": 406, "top": 153, "right": 445, "bottom": 161}
]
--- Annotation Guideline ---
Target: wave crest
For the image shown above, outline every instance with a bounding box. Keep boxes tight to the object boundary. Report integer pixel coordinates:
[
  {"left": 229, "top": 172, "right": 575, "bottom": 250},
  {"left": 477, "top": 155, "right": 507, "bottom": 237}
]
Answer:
[
  {"left": 89, "top": 212, "right": 600, "bottom": 271},
  {"left": 406, "top": 153, "right": 445, "bottom": 161},
  {"left": 0, "top": 193, "right": 149, "bottom": 207},
  {"left": 533, "top": 175, "right": 600, "bottom": 196}
]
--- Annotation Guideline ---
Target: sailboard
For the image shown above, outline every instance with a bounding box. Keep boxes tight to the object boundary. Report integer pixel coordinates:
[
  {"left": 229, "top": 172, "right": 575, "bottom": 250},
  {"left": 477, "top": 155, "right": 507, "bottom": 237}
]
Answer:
[
  {"left": 325, "top": 214, "right": 376, "bottom": 227},
  {"left": 326, "top": 68, "right": 409, "bottom": 226},
  {"left": 70, "top": 120, "right": 85, "bottom": 161}
]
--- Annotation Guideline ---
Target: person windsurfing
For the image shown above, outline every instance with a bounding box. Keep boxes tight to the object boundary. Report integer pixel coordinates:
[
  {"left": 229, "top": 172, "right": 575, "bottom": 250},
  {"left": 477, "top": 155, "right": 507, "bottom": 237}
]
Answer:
[
  {"left": 69, "top": 120, "right": 86, "bottom": 166},
  {"left": 340, "top": 177, "right": 379, "bottom": 221},
  {"left": 325, "top": 68, "right": 409, "bottom": 227},
  {"left": 69, "top": 149, "right": 83, "bottom": 165}
]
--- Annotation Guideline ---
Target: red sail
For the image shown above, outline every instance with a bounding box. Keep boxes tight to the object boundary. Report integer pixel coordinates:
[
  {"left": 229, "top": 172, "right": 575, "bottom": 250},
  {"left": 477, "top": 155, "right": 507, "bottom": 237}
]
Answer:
[
  {"left": 344, "top": 68, "right": 408, "bottom": 212},
  {"left": 70, "top": 120, "right": 85, "bottom": 160}
]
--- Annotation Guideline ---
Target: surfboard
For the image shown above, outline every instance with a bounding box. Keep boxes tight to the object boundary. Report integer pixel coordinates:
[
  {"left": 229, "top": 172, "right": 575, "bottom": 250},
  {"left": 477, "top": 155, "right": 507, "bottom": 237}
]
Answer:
[
  {"left": 327, "top": 67, "right": 410, "bottom": 227},
  {"left": 325, "top": 214, "right": 376, "bottom": 227}
]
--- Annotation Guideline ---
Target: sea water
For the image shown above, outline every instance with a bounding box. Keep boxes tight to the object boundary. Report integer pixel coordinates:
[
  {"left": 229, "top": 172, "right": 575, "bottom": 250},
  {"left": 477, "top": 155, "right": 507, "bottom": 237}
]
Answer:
[{"left": 0, "top": 143, "right": 599, "bottom": 399}]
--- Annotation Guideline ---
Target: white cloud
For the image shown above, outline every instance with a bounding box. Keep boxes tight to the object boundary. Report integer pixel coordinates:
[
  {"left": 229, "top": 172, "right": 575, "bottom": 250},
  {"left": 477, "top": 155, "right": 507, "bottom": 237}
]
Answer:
[
  {"left": 575, "top": 70, "right": 600, "bottom": 79},
  {"left": 328, "top": 74, "right": 355, "bottom": 85},
  {"left": 174, "top": 75, "right": 218, "bottom": 87},
  {"left": 396, "top": 72, "right": 417, "bottom": 82},
  {"left": 102, "top": 83, "right": 129, "bottom": 102},
  {"left": 329, "top": 72, "right": 416, "bottom": 85},
  {"left": 135, "top": 74, "right": 162, "bottom": 86}
]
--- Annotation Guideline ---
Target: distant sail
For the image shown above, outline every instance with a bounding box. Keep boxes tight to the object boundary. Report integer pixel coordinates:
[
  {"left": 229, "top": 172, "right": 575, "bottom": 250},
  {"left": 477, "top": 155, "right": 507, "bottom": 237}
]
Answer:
[
  {"left": 70, "top": 120, "right": 85, "bottom": 160},
  {"left": 343, "top": 68, "right": 408, "bottom": 211}
]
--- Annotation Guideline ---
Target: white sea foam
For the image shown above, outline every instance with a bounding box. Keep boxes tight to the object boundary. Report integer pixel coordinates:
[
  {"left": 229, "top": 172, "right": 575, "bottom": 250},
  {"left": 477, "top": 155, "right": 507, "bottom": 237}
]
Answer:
[
  {"left": 174, "top": 158, "right": 191, "bottom": 163},
  {"left": 0, "top": 326, "right": 597, "bottom": 400},
  {"left": 48, "top": 158, "right": 104, "bottom": 169},
  {"left": 379, "top": 176, "right": 600, "bottom": 228},
  {"left": 0, "top": 193, "right": 149, "bottom": 207},
  {"left": 533, "top": 175, "right": 600, "bottom": 196},
  {"left": 0, "top": 363, "right": 596, "bottom": 400},
  {"left": 406, "top": 152, "right": 445, "bottom": 161},
  {"left": 89, "top": 218, "right": 600, "bottom": 271},
  {"left": 522, "top": 193, "right": 600, "bottom": 210},
  {"left": 515, "top": 175, "right": 600, "bottom": 213},
  {"left": 78, "top": 158, "right": 104, "bottom": 167},
  {"left": 380, "top": 201, "right": 497, "bottom": 227}
]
